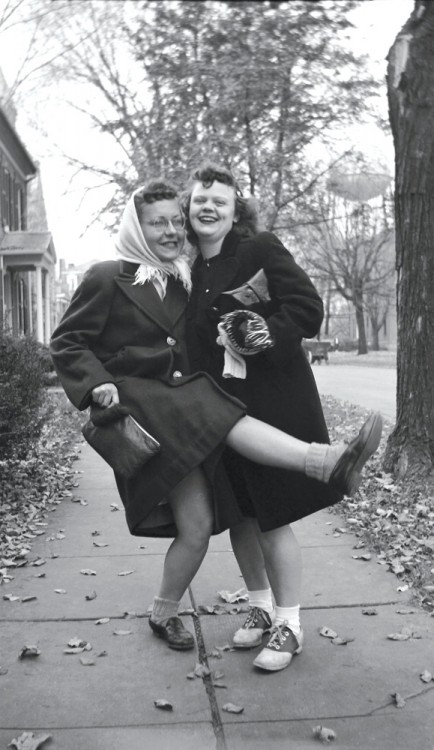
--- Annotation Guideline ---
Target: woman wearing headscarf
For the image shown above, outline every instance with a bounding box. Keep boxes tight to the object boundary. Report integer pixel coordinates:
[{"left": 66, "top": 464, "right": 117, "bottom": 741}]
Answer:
[{"left": 51, "top": 179, "right": 381, "bottom": 655}]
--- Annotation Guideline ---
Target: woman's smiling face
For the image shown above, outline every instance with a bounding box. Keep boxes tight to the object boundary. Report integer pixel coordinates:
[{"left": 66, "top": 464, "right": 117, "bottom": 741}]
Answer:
[
  {"left": 138, "top": 199, "right": 185, "bottom": 262},
  {"left": 189, "top": 181, "right": 238, "bottom": 249}
]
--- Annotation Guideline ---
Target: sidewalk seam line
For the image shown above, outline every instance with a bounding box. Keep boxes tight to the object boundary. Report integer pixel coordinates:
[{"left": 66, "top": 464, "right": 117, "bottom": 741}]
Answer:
[{"left": 188, "top": 584, "right": 227, "bottom": 750}]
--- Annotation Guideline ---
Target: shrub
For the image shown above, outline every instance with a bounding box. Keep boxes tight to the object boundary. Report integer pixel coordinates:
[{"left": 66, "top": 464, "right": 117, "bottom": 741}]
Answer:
[{"left": 0, "top": 330, "right": 48, "bottom": 458}]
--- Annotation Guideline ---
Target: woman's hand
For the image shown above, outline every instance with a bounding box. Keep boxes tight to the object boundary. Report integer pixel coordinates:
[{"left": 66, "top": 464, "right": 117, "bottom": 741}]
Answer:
[{"left": 92, "top": 383, "right": 120, "bottom": 408}]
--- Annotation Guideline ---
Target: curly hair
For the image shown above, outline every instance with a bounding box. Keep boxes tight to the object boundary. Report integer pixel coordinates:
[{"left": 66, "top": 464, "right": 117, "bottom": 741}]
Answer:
[
  {"left": 133, "top": 179, "right": 180, "bottom": 222},
  {"left": 180, "top": 162, "right": 259, "bottom": 248}
]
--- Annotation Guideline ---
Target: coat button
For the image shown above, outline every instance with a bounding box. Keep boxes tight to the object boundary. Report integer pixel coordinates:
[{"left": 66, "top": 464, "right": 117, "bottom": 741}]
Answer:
[
  {"left": 172, "top": 370, "right": 182, "bottom": 378},
  {"left": 167, "top": 336, "right": 176, "bottom": 346}
]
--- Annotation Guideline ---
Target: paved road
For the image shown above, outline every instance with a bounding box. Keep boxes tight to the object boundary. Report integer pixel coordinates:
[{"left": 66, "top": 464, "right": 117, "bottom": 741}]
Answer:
[{"left": 312, "top": 364, "right": 396, "bottom": 422}]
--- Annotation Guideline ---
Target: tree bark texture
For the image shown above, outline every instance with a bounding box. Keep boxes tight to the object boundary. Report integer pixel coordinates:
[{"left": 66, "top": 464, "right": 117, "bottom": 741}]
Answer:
[{"left": 385, "top": 0, "right": 434, "bottom": 476}]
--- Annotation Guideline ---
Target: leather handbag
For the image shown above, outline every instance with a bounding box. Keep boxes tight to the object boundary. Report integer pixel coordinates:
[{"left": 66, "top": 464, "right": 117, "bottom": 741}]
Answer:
[{"left": 81, "top": 404, "right": 160, "bottom": 478}]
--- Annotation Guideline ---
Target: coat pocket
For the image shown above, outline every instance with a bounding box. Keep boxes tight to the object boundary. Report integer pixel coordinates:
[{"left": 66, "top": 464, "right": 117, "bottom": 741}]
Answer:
[{"left": 221, "top": 268, "right": 271, "bottom": 307}]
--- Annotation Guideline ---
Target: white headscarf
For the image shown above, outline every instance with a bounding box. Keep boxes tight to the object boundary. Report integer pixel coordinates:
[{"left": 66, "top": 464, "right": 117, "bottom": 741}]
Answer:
[{"left": 114, "top": 189, "right": 192, "bottom": 298}]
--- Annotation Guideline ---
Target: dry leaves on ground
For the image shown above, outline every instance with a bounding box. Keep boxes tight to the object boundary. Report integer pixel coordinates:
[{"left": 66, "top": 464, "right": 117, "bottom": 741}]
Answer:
[{"left": 323, "top": 396, "right": 434, "bottom": 612}]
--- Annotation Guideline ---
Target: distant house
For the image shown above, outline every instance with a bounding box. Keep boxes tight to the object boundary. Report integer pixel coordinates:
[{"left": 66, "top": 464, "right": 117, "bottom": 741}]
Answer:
[{"left": 0, "top": 70, "right": 56, "bottom": 344}]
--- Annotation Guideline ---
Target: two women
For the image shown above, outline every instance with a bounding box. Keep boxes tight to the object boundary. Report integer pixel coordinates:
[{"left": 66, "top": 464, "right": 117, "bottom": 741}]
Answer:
[{"left": 50, "top": 177, "right": 381, "bottom": 658}]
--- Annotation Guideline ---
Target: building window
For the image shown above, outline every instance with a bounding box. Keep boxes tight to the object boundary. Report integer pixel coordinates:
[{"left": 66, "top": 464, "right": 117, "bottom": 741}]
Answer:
[{"left": 1, "top": 165, "right": 26, "bottom": 230}]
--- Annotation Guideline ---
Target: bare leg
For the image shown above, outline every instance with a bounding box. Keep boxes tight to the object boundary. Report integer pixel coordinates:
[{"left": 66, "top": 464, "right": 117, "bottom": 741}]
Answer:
[
  {"left": 225, "top": 412, "right": 383, "bottom": 496},
  {"left": 231, "top": 518, "right": 301, "bottom": 607},
  {"left": 157, "top": 467, "right": 213, "bottom": 601},
  {"left": 255, "top": 523, "right": 302, "bottom": 608},
  {"left": 230, "top": 518, "right": 269, "bottom": 591},
  {"left": 225, "top": 416, "right": 307, "bottom": 471}
]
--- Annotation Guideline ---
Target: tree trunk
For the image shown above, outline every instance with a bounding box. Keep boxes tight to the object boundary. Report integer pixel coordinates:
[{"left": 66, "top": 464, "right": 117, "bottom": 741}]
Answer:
[
  {"left": 370, "top": 321, "right": 380, "bottom": 351},
  {"left": 384, "top": 0, "right": 434, "bottom": 478},
  {"left": 354, "top": 286, "right": 367, "bottom": 354}
]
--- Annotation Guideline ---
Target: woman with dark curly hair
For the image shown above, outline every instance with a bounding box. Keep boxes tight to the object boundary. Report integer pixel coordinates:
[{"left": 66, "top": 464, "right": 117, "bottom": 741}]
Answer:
[
  {"left": 51, "top": 177, "right": 381, "bottom": 657},
  {"left": 183, "top": 162, "right": 382, "bottom": 672}
]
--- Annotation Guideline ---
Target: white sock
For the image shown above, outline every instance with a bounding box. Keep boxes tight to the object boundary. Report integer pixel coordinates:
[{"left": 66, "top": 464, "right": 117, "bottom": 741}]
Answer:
[
  {"left": 274, "top": 605, "right": 301, "bottom": 634},
  {"left": 151, "top": 596, "right": 179, "bottom": 624},
  {"left": 247, "top": 588, "right": 274, "bottom": 614}
]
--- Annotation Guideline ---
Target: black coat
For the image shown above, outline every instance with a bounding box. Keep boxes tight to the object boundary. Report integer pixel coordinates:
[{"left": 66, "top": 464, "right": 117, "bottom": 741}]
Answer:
[
  {"left": 186, "top": 230, "right": 341, "bottom": 531},
  {"left": 50, "top": 260, "right": 246, "bottom": 536}
]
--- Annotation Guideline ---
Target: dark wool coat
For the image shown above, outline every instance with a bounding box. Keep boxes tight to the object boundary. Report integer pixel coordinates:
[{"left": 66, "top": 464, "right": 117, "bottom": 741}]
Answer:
[
  {"left": 50, "top": 260, "right": 246, "bottom": 537},
  {"left": 186, "top": 230, "right": 342, "bottom": 531}
]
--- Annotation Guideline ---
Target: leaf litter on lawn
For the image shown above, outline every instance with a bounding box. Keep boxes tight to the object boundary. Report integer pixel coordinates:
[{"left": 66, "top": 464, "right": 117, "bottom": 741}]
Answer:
[{"left": 323, "top": 397, "right": 434, "bottom": 613}]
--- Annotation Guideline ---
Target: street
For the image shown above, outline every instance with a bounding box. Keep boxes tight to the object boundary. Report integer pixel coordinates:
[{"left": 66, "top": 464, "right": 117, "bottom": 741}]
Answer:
[{"left": 312, "top": 364, "right": 397, "bottom": 422}]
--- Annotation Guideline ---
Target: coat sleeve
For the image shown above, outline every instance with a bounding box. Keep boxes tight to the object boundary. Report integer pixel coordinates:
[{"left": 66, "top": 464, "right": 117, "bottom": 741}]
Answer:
[
  {"left": 50, "top": 264, "right": 117, "bottom": 410},
  {"left": 256, "top": 233, "right": 324, "bottom": 367}
]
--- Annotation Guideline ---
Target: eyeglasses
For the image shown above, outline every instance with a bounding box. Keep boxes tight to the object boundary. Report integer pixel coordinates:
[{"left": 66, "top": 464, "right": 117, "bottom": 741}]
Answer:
[{"left": 146, "top": 217, "right": 185, "bottom": 231}]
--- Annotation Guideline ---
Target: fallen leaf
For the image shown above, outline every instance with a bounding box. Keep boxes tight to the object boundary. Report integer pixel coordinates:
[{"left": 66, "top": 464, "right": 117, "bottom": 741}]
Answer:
[
  {"left": 213, "top": 669, "right": 225, "bottom": 681},
  {"left": 113, "top": 630, "right": 132, "bottom": 636},
  {"left": 186, "top": 672, "right": 196, "bottom": 680},
  {"left": 0, "top": 666, "right": 8, "bottom": 676},
  {"left": 397, "top": 585, "right": 409, "bottom": 592},
  {"left": 312, "top": 725, "right": 336, "bottom": 743},
  {"left": 85, "top": 591, "right": 97, "bottom": 601},
  {"left": 18, "top": 646, "right": 41, "bottom": 659},
  {"left": 222, "top": 702, "right": 244, "bottom": 714},
  {"left": 80, "top": 569, "right": 97, "bottom": 576},
  {"left": 96, "top": 650, "right": 108, "bottom": 657},
  {"left": 3, "top": 595, "right": 20, "bottom": 602},
  {"left": 67, "top": 637, "right": 90, "bottom": 649},
  {"left": 54, "top": 589, "right": 67, "bottom": 595},
  {"left": 331, "top": 636, "right": 354, "bottom": 646},
  {"left": 79, "top": 656, "right": 96, "bottom": 666},
  {"left": 362, "top": 608, "right": 378, "bottom": 616},
  {"left": 110, "top": 503, "right": 119, "bottom": 511},
  {"left": 207, "top": 649, "right": 223, "bottom": 659},
  {"left": 21, "top": 596, "right": 37, "bottom": 603},
  {"left": 154, "top": 699, "right": 173, "bottom": 711},
  {"left": 395, "top": 608, "right": 416, "bottom": 615},
  {"left": 56, "top": 532, "right": 65, "bottom": 540},
  {"left": 95, "top": 618, "right": 110, "bottom": 625},
  {"left": 217, "top": 587, "right": 248, "bottom": 604},
  {"left": 352, "top": 553, "right": 372, "bottom": 561},
  {"left": 387, "top": 632, "right": 411, "bottom": 641},
  {"left": 420, "top": 670, "right": 433, "bottom": 683},
  {"left": 31, "top": 559, "right": 46, "bottom": 567},
  {"left": 91, "top": 530, "right": 101, "bottom": 536},
  {"left": 391, "top": 692, "right": 406, "bottom": 708},
  {"left": 194, "top": 662, "right": 211, "bottom": 678},
  {"left": 8, "top": 731, "right": 51, "bottom": 750},
  {"left": 117, "top": 570, "right": 135, "bottom": 576},
  {"left": 319, "top": 627, "right": 338, "bottom": 639},
  {"left": 213, "top": 682, "right": 227, "bottom": 689},
  {"left": 93, "top": 542, "right": 108, "bottom": 548}
]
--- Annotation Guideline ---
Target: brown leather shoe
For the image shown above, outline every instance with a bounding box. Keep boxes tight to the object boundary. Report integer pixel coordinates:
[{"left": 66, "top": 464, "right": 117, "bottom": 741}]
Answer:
[
  {"left": 149, "top": 616, "right": 195, "bottom": 650},
  {"left": 329, "top": 412, "right": 383, "bottom": 495}
]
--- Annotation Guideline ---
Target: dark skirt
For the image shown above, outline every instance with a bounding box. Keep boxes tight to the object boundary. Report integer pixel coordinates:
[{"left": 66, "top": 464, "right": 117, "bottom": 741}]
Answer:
[
  {"left": 113, "top": 372, "right": 246, "bottom": 536},
  {"left": 216, "top": 354, "right": 342, "bottom": 531}
]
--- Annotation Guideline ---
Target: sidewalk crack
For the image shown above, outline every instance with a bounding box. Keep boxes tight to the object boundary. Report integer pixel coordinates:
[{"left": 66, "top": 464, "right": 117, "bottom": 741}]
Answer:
[{"left": 188, "top": 585, "right": 227, "bottom": 750}]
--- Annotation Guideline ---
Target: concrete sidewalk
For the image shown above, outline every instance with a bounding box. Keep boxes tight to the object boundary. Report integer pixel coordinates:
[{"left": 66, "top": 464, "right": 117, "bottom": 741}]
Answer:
[{"left": 1, "top": 440, "right": 434, "bottom": 750}]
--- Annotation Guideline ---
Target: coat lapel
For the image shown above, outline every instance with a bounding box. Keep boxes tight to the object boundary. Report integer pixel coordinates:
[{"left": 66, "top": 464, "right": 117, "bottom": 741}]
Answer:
[{"left": 115, "top": 274, "right": 177, "bottom": 334}]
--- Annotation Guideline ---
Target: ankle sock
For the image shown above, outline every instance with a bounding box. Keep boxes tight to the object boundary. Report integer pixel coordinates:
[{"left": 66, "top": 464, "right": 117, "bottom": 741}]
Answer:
[
  {"left": 151, "top": 595, "right": 179, "bottom": 624},
  {"left": 247, "top": 588, "right": 274, "bottom": 614},
  {"left": 305, "top": 443, "right": 345, "bottom": 483},
  {"left": 274, "top": 605, "right": 301, "bottom": 635}
]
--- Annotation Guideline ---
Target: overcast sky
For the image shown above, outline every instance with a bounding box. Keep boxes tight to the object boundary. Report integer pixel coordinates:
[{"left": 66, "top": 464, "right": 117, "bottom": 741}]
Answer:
[{"left": 0, "top": 0, "right": 414, "bottom": 267}]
